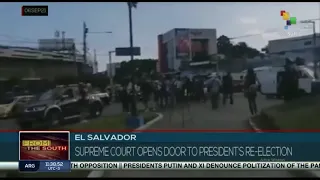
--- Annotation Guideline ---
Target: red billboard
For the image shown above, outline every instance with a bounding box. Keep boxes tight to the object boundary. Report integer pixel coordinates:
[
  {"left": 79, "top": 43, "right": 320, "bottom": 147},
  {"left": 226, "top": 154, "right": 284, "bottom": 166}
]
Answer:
[{"left": 175, "top": 29, "right": 190, "bottom": 59}]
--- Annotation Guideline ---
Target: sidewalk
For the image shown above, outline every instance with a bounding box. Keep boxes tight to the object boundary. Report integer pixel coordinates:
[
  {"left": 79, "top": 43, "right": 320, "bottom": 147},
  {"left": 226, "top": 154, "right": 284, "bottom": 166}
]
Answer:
[{"left": 105, "top": 95, "right": 293, "bottom": 177}]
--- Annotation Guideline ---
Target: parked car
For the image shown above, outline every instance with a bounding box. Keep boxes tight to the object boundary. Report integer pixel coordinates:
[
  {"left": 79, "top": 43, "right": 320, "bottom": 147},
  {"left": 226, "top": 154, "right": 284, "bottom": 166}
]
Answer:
[
  {"left": 92, "top": 92, "right": 110, "bottom": 105},
  {"left": 16, "top": 85, "right": 104, "bottom": 129},
  {"left": 0, "top": 95, "right": 34, "bottom": 119}
]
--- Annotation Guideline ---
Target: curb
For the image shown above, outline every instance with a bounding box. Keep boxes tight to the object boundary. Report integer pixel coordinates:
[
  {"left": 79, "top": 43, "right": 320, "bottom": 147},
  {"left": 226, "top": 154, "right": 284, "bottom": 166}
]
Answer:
[
  {"left": 248, "top": 117, "right": 319, "bottom": 178},
  {"left": 248, "top": 116, "right": 262, "bottom": 133},
  {"left": 87, "top": 113, "right": 164, "bottom": 178}
]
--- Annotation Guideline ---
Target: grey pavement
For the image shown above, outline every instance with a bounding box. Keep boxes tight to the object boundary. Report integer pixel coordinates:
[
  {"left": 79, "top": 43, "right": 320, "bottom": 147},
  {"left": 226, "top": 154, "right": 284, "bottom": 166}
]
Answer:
[{"left": 105, "top": 94, "right": 293, "bottom": 178}]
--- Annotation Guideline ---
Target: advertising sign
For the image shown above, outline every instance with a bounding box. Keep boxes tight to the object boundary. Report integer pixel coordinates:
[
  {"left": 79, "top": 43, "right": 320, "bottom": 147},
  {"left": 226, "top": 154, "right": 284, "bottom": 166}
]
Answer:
[
  {"left": 175, "top": 28, "right": 190, "bottom": 59},
  {"left": 115, "top": 47, "right": 141, "bottom": 56}
]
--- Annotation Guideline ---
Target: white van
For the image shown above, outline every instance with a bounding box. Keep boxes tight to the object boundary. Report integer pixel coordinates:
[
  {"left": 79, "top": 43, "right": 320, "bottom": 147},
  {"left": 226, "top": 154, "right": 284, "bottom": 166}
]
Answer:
[
  {"left": 259, "top": 66, "right": 319, "bottom": 98},
  {"left": 239, "top": 66, "right": 272, "bottom": 91}
]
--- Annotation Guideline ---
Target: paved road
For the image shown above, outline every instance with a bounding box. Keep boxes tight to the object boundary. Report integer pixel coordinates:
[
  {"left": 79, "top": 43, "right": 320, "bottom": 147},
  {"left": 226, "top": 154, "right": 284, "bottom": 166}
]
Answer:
[{"left": 105, "top": 94, "right": 294, "bottom": 178}]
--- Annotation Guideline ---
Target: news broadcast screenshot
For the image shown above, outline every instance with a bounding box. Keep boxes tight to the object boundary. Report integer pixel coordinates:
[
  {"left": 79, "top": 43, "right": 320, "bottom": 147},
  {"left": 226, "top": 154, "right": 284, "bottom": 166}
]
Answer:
[{"left": 1, "top": 1, "right": 319, "bottom": 178}]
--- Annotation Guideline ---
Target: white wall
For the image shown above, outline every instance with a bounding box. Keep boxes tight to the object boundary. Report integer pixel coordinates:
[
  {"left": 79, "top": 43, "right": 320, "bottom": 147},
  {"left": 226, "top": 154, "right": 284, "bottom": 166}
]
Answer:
[
  {"left": 166, "top": 39, "right": 175, "bottom": 70},
  {"left": 268, "top": 34, "right": 320, "bottom": 53},
  {"left": 162, "top": 29, "right": 176, "bottom": 70},
  {"left": 268, "top": 35, "right": 320, "bottom": 63},
  {"left": 162, "top": 29, "right": 175, "bottom": 43}
]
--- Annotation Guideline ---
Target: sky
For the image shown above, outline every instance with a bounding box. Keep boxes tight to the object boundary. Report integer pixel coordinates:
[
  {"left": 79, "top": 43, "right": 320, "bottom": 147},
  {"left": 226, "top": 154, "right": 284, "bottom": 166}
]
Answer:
[{"left": 0, "top": 2, "right": 320, "bottom": 72}]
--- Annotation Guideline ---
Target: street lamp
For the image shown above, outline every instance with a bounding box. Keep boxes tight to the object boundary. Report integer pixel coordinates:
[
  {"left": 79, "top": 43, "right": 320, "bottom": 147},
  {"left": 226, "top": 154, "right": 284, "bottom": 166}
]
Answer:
[
  {"left": 300, "top": 20, "right": 318, "bottom": 79},
  {"left": 88, "top": 31, "right": 113, "bottom": 34},
  {"left": 108, "top": 51, "right": 115, "bottom": 100}
]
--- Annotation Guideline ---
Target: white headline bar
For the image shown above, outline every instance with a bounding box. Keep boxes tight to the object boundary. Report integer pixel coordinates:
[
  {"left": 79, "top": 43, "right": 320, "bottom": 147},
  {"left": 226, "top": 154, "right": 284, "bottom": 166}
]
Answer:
[{"left": 3, "top": 162, "right": 320, "bottom": 170}]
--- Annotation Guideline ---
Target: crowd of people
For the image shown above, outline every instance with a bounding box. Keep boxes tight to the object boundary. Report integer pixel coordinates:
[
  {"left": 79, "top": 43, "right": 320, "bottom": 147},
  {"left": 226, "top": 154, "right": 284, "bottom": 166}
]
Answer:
[
  {"left": 117, "top": 72, "right": 242, "bottom": 114},
  {"left": 117, "top": 63, "right": 304, "bottom": 117}
]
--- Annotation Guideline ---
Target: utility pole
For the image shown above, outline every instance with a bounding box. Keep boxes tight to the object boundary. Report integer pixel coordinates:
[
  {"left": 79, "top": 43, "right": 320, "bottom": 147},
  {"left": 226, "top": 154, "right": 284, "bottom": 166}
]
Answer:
[
  {"left": 129, "top": 4, "right": 134, "bottom": 62},
  {"left": 109, "top": 51, "right": 115, "bottom": 100},
  {"left": 93, "top": 49, "right": 97, "bottom": 73},
  {"left": 83, "top": 22, "right": 88, "bottom": 63},
  {"left": 312, "top": 21, "right": 318, "bottom": 79},
  {"left": 72, "top": 43, "right": 78, "bottom": 76},
  {"left": 62, "top": 31, "right": 65, "bottom": 51},
  {"left": 82, "top": 22, "right": 88, "bottom": 78},
  {"left": 55, "top": 30, "right": 60, "bottom": 51},
  {"left": 128, "top": 2, "right": 137, "bottom": 116}
]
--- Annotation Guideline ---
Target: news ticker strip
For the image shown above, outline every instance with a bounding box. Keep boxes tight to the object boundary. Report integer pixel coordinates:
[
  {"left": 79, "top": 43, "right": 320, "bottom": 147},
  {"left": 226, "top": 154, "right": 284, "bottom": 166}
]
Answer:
[
  {"left": 0, "top": 162, "right": 319, "bottom": 170},
  {"left": 21, "top": 6, "right": 48, "bottom": 16}
]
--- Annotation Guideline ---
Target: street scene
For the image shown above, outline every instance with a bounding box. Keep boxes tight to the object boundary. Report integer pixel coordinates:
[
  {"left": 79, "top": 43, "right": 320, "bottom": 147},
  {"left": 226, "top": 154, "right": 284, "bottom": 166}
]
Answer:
[{"left": 0, "top": 2, "right": 320, "bottom": 178}]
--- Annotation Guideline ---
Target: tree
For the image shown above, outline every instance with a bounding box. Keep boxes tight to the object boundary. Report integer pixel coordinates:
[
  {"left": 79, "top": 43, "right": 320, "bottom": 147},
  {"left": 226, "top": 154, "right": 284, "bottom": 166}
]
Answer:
[
  {"left": 114, "top": 59, "right": 157, "bottom": 84},
  {"left": 6, "top": 77, "right": 21, "bottom": 89},
  {"left": 217, "top": 35, "right": 261, "bottom": 58},
  {"left": 128, "top": 2, "right": 138, "bottom": 8},
  {"left": 217, "top": 35, "right": 233, "bottom": 56},
  {"left": 127, "top": 2, "right": 139, "bottom": 116},
  {"left": 261, "top": 45, "right": 269, "bottom": 54}
]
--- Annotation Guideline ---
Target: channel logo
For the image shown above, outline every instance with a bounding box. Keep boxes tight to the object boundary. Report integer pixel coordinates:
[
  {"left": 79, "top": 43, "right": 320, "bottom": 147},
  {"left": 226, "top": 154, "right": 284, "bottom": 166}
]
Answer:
[{"left": 281, "top": 10, "right": 297, "bottom": 30}]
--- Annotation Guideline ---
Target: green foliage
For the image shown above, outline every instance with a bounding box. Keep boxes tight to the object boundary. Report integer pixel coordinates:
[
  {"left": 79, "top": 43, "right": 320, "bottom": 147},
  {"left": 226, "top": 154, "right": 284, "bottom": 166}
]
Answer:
[
  {"left": 114, "top": 59, "right": 157, "bottom": 84},
  {"left": 7, "top": 77, "right": 21, "bottom": 87},
  {"left": 262, "top": 96, "right": 320, "bottom": 129},
  {"left": 217, "top": 35, "right": 262, "bottom": 58}
]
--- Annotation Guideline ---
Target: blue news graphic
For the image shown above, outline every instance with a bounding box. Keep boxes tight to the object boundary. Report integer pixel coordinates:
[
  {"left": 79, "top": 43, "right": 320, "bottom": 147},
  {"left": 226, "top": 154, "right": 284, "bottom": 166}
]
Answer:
[
  {"left": 19, "top": 160, "right": 71, "bottom": 172},
  {"left": 2, "top": 132, "right": 320, "bottom": 161}
]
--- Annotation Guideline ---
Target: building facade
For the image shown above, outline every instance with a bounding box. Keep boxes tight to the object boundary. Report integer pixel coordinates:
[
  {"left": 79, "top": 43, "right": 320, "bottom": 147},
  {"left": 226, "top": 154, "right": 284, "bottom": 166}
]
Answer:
[
  {"left": 0, "top": 45, "right": 94, "bottom": 80},
  {"left": 267, "top": 33, "right": 320, "bottom": 63},
  {"left": 158, "top": 28, "right": 217, "bottom": 73}
]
